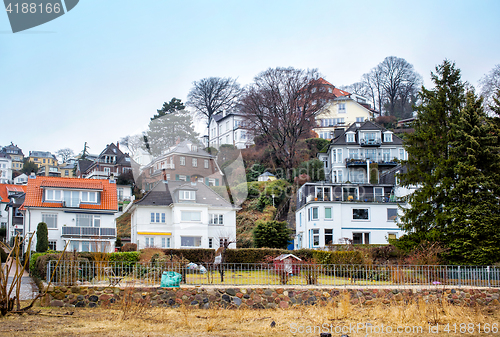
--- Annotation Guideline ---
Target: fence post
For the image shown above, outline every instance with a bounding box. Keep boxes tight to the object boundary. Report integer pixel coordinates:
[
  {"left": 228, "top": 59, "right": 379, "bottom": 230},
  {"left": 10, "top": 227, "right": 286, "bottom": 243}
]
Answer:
[
  {"left": 458, "top": 266, "right": 461, "bottom": 288},
  {"left": 487, "top": 266, "right": 491, "bottom": 288},
  {"left": 47, "top": 260, "right": 51, "bottom": 285}
]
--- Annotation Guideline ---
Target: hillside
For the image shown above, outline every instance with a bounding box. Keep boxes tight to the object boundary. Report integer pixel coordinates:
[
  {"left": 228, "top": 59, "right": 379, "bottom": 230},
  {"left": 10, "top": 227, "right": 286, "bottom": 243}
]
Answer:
[{"left": 115, "top": 212, "right": 131, "bottom": 238}]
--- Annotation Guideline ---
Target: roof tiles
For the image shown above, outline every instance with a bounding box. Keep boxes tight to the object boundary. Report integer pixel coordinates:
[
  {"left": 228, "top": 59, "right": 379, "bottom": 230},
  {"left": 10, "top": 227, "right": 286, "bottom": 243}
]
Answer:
[
  {"left": 0, "top": 184, "right": 27, "bottom": 203},
  {"left": 22, "top": 176, "right": 117, "bottom": 211}
]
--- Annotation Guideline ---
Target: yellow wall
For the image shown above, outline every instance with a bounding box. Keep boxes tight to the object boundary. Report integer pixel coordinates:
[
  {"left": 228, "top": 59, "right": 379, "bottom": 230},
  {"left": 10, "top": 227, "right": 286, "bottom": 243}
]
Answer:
[{"left": 29, "top": 156, "right": 59, "bottom": 176}]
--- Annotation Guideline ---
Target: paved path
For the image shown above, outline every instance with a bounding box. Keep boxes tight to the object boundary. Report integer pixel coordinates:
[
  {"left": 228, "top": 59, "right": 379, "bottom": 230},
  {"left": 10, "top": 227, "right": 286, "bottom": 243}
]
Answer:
[{"left": 3, "top": 255, "right": 39, "bottom": 301}]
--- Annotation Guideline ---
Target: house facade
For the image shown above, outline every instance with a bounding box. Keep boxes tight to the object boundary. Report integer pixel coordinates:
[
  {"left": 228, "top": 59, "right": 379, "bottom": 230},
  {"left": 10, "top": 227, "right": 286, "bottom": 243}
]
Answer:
[
  {"left": 295, "top": 120, "right": 410, "bottom": 248},
  {"left": 1, "top": 143, "right": 24, "bottom": 171},
  {"left": 0, "top": 184, "right": 27, "bottom": 244},
  {"left": 14, "top": 173, "right": 28, "bottom": 185},
  {"left": 138, "top": 140, "right": 223, "bottom": 192},
  {"left": 129, "top": 180, "right": 237, "bottom": 250},
  {"left": 29, "top": 151, "right": 60, "bottom": 177},
  {"left": 314, "top": 96, "right": 378, "bottom": 140},
  {"left": 80, "top": 143, "right": 132, "bottom": 179},
  {"left": 0, "top": 153, "right": 13, "bottom": 184},
  {"left": 208, "top": 112, "right": 253, "bottom": 149},
  {"left": 21, "top": 176, "right": 118, "bottom": 252}
]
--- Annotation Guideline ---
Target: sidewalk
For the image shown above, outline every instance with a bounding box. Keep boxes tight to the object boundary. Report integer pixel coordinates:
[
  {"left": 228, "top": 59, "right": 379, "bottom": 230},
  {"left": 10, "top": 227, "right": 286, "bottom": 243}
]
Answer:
[{"left": 2, "top": 249, "right": 39, "bottom": 300}]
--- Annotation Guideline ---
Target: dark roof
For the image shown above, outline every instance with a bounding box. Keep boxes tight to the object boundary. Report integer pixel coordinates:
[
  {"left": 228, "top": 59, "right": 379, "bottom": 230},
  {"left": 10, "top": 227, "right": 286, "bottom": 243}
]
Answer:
[
  {"left": 330, "top": 120, "right": 403, "bottom": 146},
  {"left": 133, "top": 180, "right": 232, "bottom": 208},
  {"left": 0, "top": 153, "right": 12, "bottom": 160},
  {"left": 1, "top": 143, "right": 24, "bottom": 156},
  {"left": 77, "top": 159, "right": 93, "bottom": 173}
]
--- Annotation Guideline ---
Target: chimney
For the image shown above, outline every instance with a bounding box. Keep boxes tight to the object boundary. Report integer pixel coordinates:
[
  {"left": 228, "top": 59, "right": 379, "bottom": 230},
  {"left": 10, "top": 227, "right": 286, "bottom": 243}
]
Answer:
[
  {"left": 162, "top": 169, "right": 167, "bottom": 181},
  {"left": 116, "top": 141, "right": 119, "bottom": 149},
  {"left": 175, "top": 137, "right": 180, "bottom": 145}
]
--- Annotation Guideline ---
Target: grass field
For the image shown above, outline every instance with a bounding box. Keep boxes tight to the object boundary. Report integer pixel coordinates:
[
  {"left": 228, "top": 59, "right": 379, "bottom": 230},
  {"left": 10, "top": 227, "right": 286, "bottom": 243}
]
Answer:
[{"left": 1, "top": 296, "right": 499, "bottom": 336}]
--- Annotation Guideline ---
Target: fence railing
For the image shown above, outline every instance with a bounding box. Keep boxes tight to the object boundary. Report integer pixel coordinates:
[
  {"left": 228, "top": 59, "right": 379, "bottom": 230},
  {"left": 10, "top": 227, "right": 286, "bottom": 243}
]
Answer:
[{"left": 45, "top": 261, "right": 500, "bottom": 288}]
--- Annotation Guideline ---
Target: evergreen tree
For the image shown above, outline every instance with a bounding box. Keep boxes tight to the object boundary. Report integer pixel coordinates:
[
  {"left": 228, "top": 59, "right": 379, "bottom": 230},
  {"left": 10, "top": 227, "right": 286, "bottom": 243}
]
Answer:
[
  {"left": 253, "top": 220, "right": 291, "bottom": 249},
  {"left": 36, "top": 222, "right": 49, "bottom": 252},
  {"left": 147, "top": 98, "right": 199, "bottom": 156},
  {"left": 400, "top": 60, "right": 500, "bottom": 265}
]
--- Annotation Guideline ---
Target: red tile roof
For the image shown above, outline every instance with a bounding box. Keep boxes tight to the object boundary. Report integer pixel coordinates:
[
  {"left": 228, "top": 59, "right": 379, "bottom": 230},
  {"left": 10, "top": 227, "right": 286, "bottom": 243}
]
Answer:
[
  {"left": 22, "top": 176, "right": 117, "bottom": 211},
  {"left": 0, "top": 184, "right": 27, "bottom": 203}
]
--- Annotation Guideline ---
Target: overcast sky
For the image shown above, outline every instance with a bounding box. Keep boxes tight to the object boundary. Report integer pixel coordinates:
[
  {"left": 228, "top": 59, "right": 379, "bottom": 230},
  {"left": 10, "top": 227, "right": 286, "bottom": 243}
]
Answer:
[{"left": 1, "top": 0, "right": 499, "bottom": 157}]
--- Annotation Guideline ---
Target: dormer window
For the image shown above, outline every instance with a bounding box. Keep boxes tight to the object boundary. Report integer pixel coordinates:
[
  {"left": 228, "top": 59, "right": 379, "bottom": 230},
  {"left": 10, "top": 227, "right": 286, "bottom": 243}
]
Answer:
[
  {"left": 179, "top": 190, "right": 196, "bottom": 201},
  {"left": 346, "top": 133, "right": 355, "bottom": 143},
  {"left": 384, "top": 133, "right": 393, "bottom": 142}
]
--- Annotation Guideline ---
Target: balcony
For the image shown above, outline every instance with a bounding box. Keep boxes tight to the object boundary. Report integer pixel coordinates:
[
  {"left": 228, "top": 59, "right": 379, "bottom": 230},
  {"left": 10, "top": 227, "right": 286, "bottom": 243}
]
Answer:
[
  {"left": 61, "top": 226, "right": 116, "bottom": 237},
  {"left": 345, "top": 158, "right": 398, "bottom": 167},
  {"left": 360, "top": 138, "right": 382, "bottom": 147}
]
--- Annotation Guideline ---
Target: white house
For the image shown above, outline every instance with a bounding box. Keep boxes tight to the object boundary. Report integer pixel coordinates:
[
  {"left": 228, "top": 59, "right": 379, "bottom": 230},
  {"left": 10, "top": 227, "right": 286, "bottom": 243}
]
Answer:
[
  {"left": 0, "top": 184, "right": 26, "bottom": 240},
  {"left": 14, "top": 173, "right": 28, "bottom": 185},
  {"left": 208, "top": 112, "right": 253, "bottom": 149},
  {"left": 0, "top": 153, "right": 13, "bottom": 184},
  {"left": 129, "top": 180, "right": 237, "bottom": 250},
  {"left": 294, "top": 121, "right": 412, "bottom": 248},
  {"left": 21, "top": 176, "right": 118, "bottom": 252}
]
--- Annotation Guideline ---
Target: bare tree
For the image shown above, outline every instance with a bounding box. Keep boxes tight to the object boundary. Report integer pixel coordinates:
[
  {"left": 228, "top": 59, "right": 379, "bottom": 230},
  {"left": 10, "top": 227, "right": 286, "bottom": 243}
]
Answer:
[
  {"left": 187, "top": 77, "right": 243, "bottom": 143},
  {"left": 119, "top": 134, "right": 144, "bottom": 156},
  {"left": 241, "top": 67, "right": 329, "bottom": 176},
  {"left": 56, "top": 148, "right": 74, "bottom": 163},
  {"left": 377, "top": 56, "right": 422, "bottom": 117},
  {"left": 479, "top": 64, "right": 500, "bottom": 113}
]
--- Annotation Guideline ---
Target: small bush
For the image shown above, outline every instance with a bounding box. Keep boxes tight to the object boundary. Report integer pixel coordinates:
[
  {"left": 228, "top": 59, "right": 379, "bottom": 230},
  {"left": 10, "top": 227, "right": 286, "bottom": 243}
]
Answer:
[
  {"left": 36, "top": 222, "right": 49, "bottom": 253},
  {"left": 121, "top": 243, "right": 137, "bottom": 252}
]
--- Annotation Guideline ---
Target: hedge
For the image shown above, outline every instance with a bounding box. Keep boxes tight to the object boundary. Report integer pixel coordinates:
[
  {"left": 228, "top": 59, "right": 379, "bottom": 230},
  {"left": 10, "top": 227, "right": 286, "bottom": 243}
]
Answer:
[{"left": 311, "top": 250, "right": 364, "bottom": 265}]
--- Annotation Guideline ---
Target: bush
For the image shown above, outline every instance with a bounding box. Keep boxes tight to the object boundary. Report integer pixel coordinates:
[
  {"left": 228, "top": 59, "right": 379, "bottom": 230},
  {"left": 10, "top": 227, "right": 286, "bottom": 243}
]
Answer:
[
  {"left": 257, "top": 180, "right": 290, "bottom": 210},
  {"left": 311, "top": 250, "right": 364, "bottom": 265},
  {"left": 36, "top": 222, "right": 49, "bottom": 253},
  {"left": 253, "top": 220, "right": 291, "bottom": 249},
  {"left": 121, "top": 243, "right": 137, "bottom": 252},
  {"left": 109, "top": 251, "right": 140, "bottom": 262}
]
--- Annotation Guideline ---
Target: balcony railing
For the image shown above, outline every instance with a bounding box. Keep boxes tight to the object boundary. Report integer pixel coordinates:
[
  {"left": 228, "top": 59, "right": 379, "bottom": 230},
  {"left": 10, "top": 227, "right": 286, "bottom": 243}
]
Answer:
[
  {"left": 360, "top": 138, "right": 382, "bottom": 146},
  {"left": 61, "top": 226, "right": 116, "bottom": 237},
  {"left": 345, "top": 158, "right": 398, "bottom": 167}
]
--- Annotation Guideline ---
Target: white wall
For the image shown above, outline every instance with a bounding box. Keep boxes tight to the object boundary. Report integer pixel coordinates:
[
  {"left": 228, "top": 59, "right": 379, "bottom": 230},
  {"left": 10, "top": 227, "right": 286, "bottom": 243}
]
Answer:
[{"left": 295, "top": 201, "right": 404, "bottom": 248}]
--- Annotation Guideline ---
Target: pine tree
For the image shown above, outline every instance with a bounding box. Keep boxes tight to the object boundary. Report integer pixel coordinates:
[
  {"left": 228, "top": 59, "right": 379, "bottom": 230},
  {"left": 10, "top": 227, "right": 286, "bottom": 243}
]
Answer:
[
  {"left": 444, "top": 91, "right": 500, "bottom": 264},
  {"left": 147, "top": 98, "right": 199, "bottom": 156},
  {"left": 400, "top": 60, "right": 500, "bottom": 265}
]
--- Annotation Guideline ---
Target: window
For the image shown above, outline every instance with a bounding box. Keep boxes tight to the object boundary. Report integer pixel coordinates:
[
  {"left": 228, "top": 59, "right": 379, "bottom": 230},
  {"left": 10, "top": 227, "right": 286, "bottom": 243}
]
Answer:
[
  {"left": 181, "top": 211, "right": 201, "bottom": 222},
  {"left": 104, "top": 167, "right": 110, "bottom": 175},
  {"left": 145, "top": 237, "right": 155, "bottom": 248},
  {"left": 324, "top": 207, "right": 332, "bottom": 219},
  {"left": 384, "top": 133, "right": 393, "bottom": 142},
  {"left": 315, "top": 186, "right": 331, "bottom": 201},
  {"left": 70, "top": 241, "right": 79, "bottom": 252},
  {"left": 178, "top": 175, "right": 187, "bottom": 181},
  {"left": 42, "top": 213, "right": 57, "bottom": 229},
  {"left": 353, "top": 233, "right": 370, "bottom": 244},
  {"left": 311, "top": 87, "right": 317, "bottom": 93},
  {"left": 349, "top": 149, "right": 359, "bottom": 159},
  {"left": 179, "top": 190, "right": 196, "bottom": 200},
  {"left": 387, "top": 208, "right": 398, "bottom": 221},
  {"left": 76, "top": 214, "right": 100, "bottom": 227},
  {"left": 161, "top": 237, "right": 171, "bottom": 248},
  {"left": 180, "top": 156, "right": 186, "bottom": 166},
  {"left": 204, "top": 159, "right": 209, "bottom": 169},
  {"left": 338, "top": 103, "right": 346, "bottom": 112},
  {"left": 209, "top": 214, "right": 224, "bottom": 225},
  {"left": 220, "top": 238, "right": 228, "bottom": 248},
  {"left": 45, "top": 189, "right": 61, "bottom": 201},
  {"left": 353, "top": 208, "right": 369, "bottom": 220},
  {"left": 324, "top": 229, "right": 333, "bottom": 245},
  {"left": 48, "top": 240, "right": 57, "bottom": 250},
  {"left": 343, "top": 187, "right": 358, "bottom": 201},
  {"left": 192, "top": 158, "right": 197, "bottom": 167},
  {"left": 311, "top": 207, "right": 319, "bottom": 220},
  {"left": 81, "top": 241, "right": 90, "bottom": 252},
  {"left": 333, "top": 170, "right": 343, "bottom": 183},
  {"left": 336, "top": 149, "right": 343, "bottom": 163},
  {"left": 346, "top": 133, "right": 355, "bottom": 143},
  {"left": 399, "top": 149, "right": 406, "bottom": 160},
  {"left": 328, "top": 87, "right": 332, "bottom": 93},
  {"left": 150, "top": 212, "right": 166, "bottom": 223},
  {"left": 387, "top": 233, "right": 397, "bottom": 240},
  {"left": 81, "top": 191, "right": 97, "bottom": 203},
  {"left": 365, "top": 149, "right": 376, "bottom": 161},
  {"left": 65, "top": 170, "right": 69, "bottom": 176},
  {"left": 383, "top": 149, "right": 391, "bottom": 161},
  {"left": 356, "top": 117, "right": 364, "bottom": 122},
  {"left": 181, "top": 236, "right": 201, "bottom": 247},
  {"left": 312, "top": 229, "right": 319, "bottom": 246}
]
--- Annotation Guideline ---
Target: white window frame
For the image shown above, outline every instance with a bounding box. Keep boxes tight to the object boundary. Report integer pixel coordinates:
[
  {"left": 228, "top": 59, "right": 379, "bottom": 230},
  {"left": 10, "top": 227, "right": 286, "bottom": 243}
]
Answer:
[
  {"left": 181, "top": 211, "right": 201, "bottom": 222},
  {"left": 42, "top": 213, "right": 58, "bottom": 229},
  {"left": 181, "top": 236, "right": 202, "bottom": 247},
  {"left": 204, "top": 159, "right": 209, "bottom": 169},
  {"left": 192, "top": 158, "right": 197, "bottom": 167},
  {"left": 324, "top": 207, "right": 332, "bottom": 220},
  {"left": 179, "top": 190, "right": 196, "bottom": 201},
  {"left": 384, "top": 133, "right": 393, "bottom": 142},
  {"left": 209, "top": 214, "right": 224, "bottom": 225},
  {"left": 180, "top": 156, "right": 186, "bottom": 166},
  {"left": 387, "top": 208, "right": 398, "bottom": 221},
  {"left": 311, "top": 207, "right": 319, "bottom": 220}
]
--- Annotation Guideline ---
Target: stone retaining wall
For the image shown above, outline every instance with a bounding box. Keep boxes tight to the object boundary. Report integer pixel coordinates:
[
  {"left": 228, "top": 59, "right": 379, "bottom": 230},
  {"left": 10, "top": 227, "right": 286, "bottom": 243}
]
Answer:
[{"left": 41, "top": 286, "right": 500, "bottom": 309}]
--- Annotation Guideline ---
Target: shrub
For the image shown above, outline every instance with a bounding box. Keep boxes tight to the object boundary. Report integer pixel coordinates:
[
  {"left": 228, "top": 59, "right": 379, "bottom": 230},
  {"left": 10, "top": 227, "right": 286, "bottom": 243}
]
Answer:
[
  {"left": 253, "top": 220, "right": 291, "bottom": 249},
  {"left": 115, "top": 237, "right": 122, "bottom": 248},
  {"left": 311, "top": 250, "right": 364, "bottom": 265},
  {"left": 121, "top": 243, "right": 137, "bottom": 252},
  {"left": 36, "top": 222, "right": 49, "bottom": 253},
  {"left": 0, "top": 249, "right": 7, "bottom": 263},
  {"left": 109, "top": 252, "right": 140, "bottom": 262}
]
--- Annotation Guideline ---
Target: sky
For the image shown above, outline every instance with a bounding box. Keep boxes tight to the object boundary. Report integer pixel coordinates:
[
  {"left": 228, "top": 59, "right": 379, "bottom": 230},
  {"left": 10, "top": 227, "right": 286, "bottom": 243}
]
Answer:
[{"left": 1, "top": 0, "right": 499, "bottom": 158}]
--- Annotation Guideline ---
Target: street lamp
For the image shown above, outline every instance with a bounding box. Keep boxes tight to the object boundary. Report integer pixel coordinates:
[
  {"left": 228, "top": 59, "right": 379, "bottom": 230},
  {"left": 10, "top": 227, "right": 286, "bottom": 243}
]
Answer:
[{"left": 272, "top": 194, "right": 275, "bottom": 208}]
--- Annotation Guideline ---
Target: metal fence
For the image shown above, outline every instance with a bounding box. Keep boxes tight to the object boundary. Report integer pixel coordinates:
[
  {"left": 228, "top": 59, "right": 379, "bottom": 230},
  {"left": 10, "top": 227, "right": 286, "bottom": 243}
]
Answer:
[{"left": 46, "top": 261, "right": 500, "bottom": 288}]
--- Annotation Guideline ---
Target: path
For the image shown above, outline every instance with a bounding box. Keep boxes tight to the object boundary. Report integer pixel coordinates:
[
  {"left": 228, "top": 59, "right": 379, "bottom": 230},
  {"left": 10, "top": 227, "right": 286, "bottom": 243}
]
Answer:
[{"left": 2, "top": 249, "right": 39, "bottom": 301}]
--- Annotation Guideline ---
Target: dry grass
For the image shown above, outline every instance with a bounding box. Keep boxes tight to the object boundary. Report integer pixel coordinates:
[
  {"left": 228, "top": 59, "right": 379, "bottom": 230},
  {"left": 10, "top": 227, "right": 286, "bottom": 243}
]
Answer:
[{"left": 0, "top": 296, "right": 498, "bottom": 336}]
